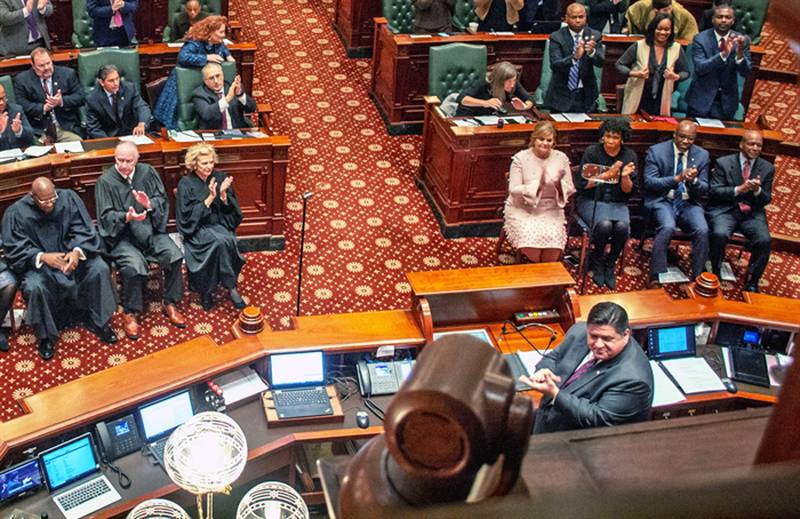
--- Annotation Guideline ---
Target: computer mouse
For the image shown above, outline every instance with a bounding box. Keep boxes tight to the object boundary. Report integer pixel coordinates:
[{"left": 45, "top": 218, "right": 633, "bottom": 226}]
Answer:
[
  {"left": 721, "top": 377, "right": 738, "bottom": 394},
  {"left": 356, "top": 411, "right": 370, "bottom": 429}
]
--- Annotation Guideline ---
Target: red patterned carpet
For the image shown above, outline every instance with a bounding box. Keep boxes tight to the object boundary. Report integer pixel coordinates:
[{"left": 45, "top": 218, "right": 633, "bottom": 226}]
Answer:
[{"left": 1, "top": 4, "right": 799, "bottom": 421}]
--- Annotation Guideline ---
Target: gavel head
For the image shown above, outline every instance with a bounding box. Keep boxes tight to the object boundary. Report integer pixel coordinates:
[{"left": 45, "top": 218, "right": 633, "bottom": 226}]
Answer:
[{"left": 338, "top": 335, "right": 533, "bottom": 516}]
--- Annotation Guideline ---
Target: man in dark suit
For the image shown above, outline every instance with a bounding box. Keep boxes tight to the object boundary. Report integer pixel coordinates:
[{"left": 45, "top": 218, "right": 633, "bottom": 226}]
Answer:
[
  {"left": 708, "top": 130, "right": 773, "bottom": 292},
  {"left": 544, "top": 2, "right": 605, "bottom": 113},
  {"left": 518, "top": 0, "right": 562, "bottom": 32},
  {"left": 0, "top": 83, "right": 34, "bottom": 150},
  {"left": 192, "top": 62, "right": 256, "bottom": 130},
  {"left": 13, "top": 47, "right": 83, "bottom": 143},
  {"left": 520, "top": 301, "right": 653, "bottom": 434},
  {"left": 587, "top": 0, "right": 627, "bottom": 34},
  {"left": 86, "top": 64, "right": 151, "bottom": 139},
  {"left": 0, "top": 0, "right": 52, "bottom": 57},
  {"left": 686, "top": 4, "right": 751, "bottom": 120},
  {"left": 643, "top": 120, "right": 710, "bottom": 285},
  {"left": 87, "top": 0, "right": 138, "bottom": 47}
]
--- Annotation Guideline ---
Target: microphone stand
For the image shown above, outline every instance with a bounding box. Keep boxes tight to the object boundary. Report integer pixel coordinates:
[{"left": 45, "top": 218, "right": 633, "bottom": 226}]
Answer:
[{"left": 296, "top": 191, "right": 313, "bottom": 316}]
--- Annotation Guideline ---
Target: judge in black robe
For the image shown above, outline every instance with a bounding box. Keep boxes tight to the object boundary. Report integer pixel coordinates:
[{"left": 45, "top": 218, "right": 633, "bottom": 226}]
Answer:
[
  {"left": 177, "top": 143, "right": 245, "bottom": 310},
  {"left": 94, "top": 142, "right": 185, "bottom": 339},
  {"left": 1, "top": 178, "right": 117, "bottom": 359}
]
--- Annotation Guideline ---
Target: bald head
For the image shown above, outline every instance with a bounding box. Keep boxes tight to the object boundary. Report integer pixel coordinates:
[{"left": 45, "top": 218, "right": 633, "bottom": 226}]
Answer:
[
  {"left": 114, "top": 141, "right": 139, "bottom": 177},
  {"left": 740, "top": 129, "right": 763, "bottom": 160},
  {"left": 31, "top": 177, "right": 57, "bottom": 214},
  {"left": 674, "top": 120, "right": 698, "bottom": 152},
  {"left": 564, "top": 2, "right": 587, "bottom": 32}
]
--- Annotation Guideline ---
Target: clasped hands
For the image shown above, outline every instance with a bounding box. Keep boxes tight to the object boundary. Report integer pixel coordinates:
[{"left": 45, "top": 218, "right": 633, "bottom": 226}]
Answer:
[
  {"left": 226, "top": 75, "right": 243, "bottom": 103},
  {"left": 629, "top": 68, "right": 680, "bottom": 81},
  {"left": 42, "top": 89, "right": 62, "bottom": 113},
  {"left": 519, "top": 368, "right": 561, "bottom": 399},
  {"left": 204, "top": 176, "right": 233, "bottom": 206},
  {"left": 125, "top": 189, "right": 152, "bottom": 222},
  {"left": 41, "top": 250, "right": 81, "bottom": 274},
  {"left": 25, "top": 0, "right": 48, "bottom": 13},
  {"left": 676, "top": 166, "right": 698, "bottom": 184},
  {"left": 598, "top": 160, "right": 635, "bottom": 182},
  {"left": 736, "top": 177, "right": 761, "bottom": 194},
  {"left": 721, "top": 34, "right": 747, "bottom": 60},
  {"left": 574, "top": 36, "right": 596, "bottom": 60},
  {"left": 111, "top": 0, "right": 124, "bottom": 12}
]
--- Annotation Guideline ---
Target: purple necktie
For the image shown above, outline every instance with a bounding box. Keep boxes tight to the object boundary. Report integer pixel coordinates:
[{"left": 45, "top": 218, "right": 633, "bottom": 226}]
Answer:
[
  {"left": 26, "top": 2, "right": 41, "bottom": 41},
  {"left": 562, "top": 357, "right": 597, "bottom": 387}
]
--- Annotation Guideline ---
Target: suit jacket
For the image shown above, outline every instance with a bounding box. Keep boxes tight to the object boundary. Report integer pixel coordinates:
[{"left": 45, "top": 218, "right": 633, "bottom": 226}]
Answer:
[
  {"left": 0, "top": 0, "right": 52, "bottom": 56},
  {"left": 192, "top": 83, "right": 256, "bottom": 130},
  {"left": 0, "top": 102, "right": 34, "bottom": 150},
  {"left": 85, "top": 80, "right": 151, "bottom": 138},
  {"left": 587, "top": 0, "right": 627, "bottom": 34},
  {"left": 533, "top": 322, "right": 654, "bottom": 434},
  {"left": 544, "top": 26, "right": 605, "bottom": 113},
  {"left": 13, "top": 66, "right": 84, "bottom": 136},
  {"left": 686, "top": 28, "right": 751, "bottom": 119},
  {"left": 87, "top": 0, "right": 138, "bottom": 45},
  {"left": 707, "top": 153, "right": 773, "bottom": 220},
  {"left": 643, "top": 140, "right": 709, "bottom": 209}
]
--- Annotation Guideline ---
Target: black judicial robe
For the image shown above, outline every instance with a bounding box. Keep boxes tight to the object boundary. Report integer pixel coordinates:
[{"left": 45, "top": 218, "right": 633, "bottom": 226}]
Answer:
[
  {"left": 176, "top": 170, "right": 245, "bottom": 295},
  {"left": 0, "top": 190, "right": 116, "bottom": 341}
]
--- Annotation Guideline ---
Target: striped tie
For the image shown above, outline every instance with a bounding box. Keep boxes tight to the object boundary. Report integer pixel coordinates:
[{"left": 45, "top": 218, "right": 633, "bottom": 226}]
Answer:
[
  {"left": 563, "top": 357, "right": 597, "bottom": 387},
  {"left": 568, "top": 33, "right": 581, "bottom": 91}
]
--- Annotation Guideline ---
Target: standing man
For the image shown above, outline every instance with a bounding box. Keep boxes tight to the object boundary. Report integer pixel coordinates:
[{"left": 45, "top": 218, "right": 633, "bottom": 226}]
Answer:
[
  {"left": 87, "top": 0, "right": 138, "bottom": 47},
  {"left": 0, "top": 83, "right": 34, "bottom": 150},
  {"left": 192, "top": 63, "right": 256, "bottom": 130},
  {"left": 520, "top": 301, "right": 653, "bottom": 434},
  {"left": 707, "top": 130, "right": 773, "bottom": 292},
  {"left": 587, "top": 0, "right": 628, "bottom": 35},
  {"left": 686, "top": 4, "right": 751, "bottom": 121},
  {"left": 544, "top": 3, "right": 605, "bottom": 113},
  {"left": 85, "top": 64, "right": 152, "bottom": 139},
  {"left": 0, "top": 0, "right": 52, "bottom": 57},
  {"left": 13, "top": 47, "right": 83, "bottom": 143},
  {"left": 643, "top": 120, "right": 710, "bottom": 285},
  {"left": 1, "top": 178, "right": 118, "bottom": 360},
  {"left": 95, "top": 142, "right": 186, "bottom": 341},
  {"left": 624, "top": 0, "right": 698, "bottom": 41}
]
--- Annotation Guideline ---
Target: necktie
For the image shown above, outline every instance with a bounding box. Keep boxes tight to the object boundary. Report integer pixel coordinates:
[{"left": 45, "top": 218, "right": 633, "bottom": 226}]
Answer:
[
  {"left": 568, "top": 33, "right": 581, "bottom": 92},
  {"left": 719, "top": 36, "right": 728, "bottom": 55},
  {"left": 112, "top": 1, "right": 123, "bottom": 28},
  {"left": 673, "top": 152, "right": 686, "bottom": 213},
  {"left": 217, "top": 91, "right": 228, "bottom": 129},
  {"left": 563, "top": 357, "right": 597, "bottom": 387},
  {"left": 25, "top": 1, "right": 41, "bottom": 41},
  {"left": 111, "top": 93, "right": 120, "bottom": 122},
  {"left": 41, "top": 79, "right": 58, "bottom": 139},
  {"left": 739, "top": 160, "right": 752, "bottom": 214}
]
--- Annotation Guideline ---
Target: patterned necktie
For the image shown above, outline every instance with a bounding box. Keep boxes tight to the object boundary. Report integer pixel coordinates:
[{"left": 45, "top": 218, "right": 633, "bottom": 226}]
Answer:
[
  {"left": 112, "top": 0, "right": 123, "bottom": 28},
  {"left": 563, "top": 357, "right": 597, "bottom": 387},
  {"left": 217, "top": 91, "right": 228, "bottom": 129},
  {"left": 25, "top": 0, "right": 40, "bottom": 41},
  {"left": 719, "top": 36, "right": 728, "bottom": 55},
  {"left": 673, "top": 152, "right": 686, "bottom": 213},
  {"left": 568, "top": 33, "right": 581, "bottom": 91},
  {"left": 739, "top": 160, "right": 752, "bottom": 213}
]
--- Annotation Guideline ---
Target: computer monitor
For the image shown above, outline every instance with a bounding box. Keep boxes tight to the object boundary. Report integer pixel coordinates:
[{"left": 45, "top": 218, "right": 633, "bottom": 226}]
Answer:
[
  {"left": 647, "top": 324, "right": 696, "bottom": 360},
  {"left": 136, "top": 390, "right": 195, "bottom": 443},
  {"left": 0, "top": 459, "right": 42, "bottom": 503},
  {"left": 268, "top": 350, "right": 326, "bottom": 389},
  {"left": 38, "top": 433, "right": 100, "bottom": 492}
]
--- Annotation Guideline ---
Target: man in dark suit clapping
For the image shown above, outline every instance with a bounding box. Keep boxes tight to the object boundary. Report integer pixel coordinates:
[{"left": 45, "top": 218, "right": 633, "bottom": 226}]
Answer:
[
  {"left": 86, "top": 64, "right": 152, "bottom": 139},
  {"left": 708, "top": 130, "right": 773, "bottom": 292},
  {"left": 192, "top": 62, "right": 256, "bottom": 130},
  {"left": 0, "top": 83, "right": 34, "bottom": 150},
  {"left": 0, "top": 0, "right": 52, "bottom": 57}
]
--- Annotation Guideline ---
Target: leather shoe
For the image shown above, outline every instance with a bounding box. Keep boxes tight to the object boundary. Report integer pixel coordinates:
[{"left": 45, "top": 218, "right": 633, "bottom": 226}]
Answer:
[
  {"left": 162, "top": 304, "right": 186, "bottom": 328},
  {"left": 647, "top": 278, "right": 661, "bottom": 290},
  {"left": 92, "top": 323, "right": 118, "bottom": 344},
  {"left": 229, "top": 288, "right": 245, "bottom": 309},
  {"left": 38, "top": 338, "right": 55, "bottom": 360},
  {"left": 604, "top": 261, "right": 617, "bottom": 290},
  {"left": 744, "top": 282, "right": 759, "bottom": 293},
  {"left": 201, "top": 292, "right": 215, "bottom": 311},
  {"left": 123, "top": 313, "right": 140, "bottom": 340}
]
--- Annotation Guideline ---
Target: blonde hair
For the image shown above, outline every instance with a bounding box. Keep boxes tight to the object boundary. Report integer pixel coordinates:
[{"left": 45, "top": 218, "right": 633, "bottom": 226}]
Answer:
[
  {"left": 488, "top": 61, "right": 518, "bottom": 101},
  {"left": 184, "top": 143, "right": 218, "bottom": 172},
  {"left": 528, "top": 121, "right": 557, "bottom": 148}
]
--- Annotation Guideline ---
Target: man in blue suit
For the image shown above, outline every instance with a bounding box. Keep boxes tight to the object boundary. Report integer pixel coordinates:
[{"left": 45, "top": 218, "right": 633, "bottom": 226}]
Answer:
[
  {"left": 643, "top": 120, "right": 709, "bottom": 285},
  {"left": 685, "top": 4, "right": 751, "bottom": 120},
  {"left": 87, "top": 0, "right": 138, "bottom": 47}
]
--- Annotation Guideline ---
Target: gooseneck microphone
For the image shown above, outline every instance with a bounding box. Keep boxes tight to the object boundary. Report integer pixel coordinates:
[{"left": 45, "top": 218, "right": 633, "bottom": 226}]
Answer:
[{"left": 296, "top": 190, "right": 314, "bottom": 316}]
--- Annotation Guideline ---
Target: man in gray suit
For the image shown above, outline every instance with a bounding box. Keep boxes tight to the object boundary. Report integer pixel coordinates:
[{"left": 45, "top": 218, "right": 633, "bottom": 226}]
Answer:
[
  {"left": 0, "top": 0, "right": 52, "bottom": 57},
  {"left": 520, "top": 301, "right": 653, "bottom": 434}
]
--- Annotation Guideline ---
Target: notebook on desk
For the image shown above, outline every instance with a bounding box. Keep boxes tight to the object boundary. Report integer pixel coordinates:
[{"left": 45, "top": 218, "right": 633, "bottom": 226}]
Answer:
[
  {"left": 268, "top": 350, "right": 333, "bottom": 419},
  {"left": 136, "top": 389, "right": 195, "bottom": 467},
  {"left": 648, "top": 324, "right": 726, "bottom": 394},
  {"left": 38, "top": 433, "right": 121, "bottom": 519}
]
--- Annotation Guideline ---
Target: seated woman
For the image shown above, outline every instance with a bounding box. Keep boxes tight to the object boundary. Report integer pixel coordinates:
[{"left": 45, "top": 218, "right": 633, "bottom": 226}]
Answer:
[
  {"left": 616, "top": 12, "right": 688, "bottom": 116},
  {"left": 455, "top": 61, "right": 533, "bottom": 117},
  {"left": 153, "top": 16, "right": 235, "bottom": 130},
  {"left": 413, "top": 0, "right": 454, "bottom": 34},
  {"left": 170, "top": 0, "right": 208, "bottom": 41},
  {"left": 504, "top": 121, "right": 575, "bottom": 263},
  {"left": 474, "top": 0, "right": 523, "bottom": 32},
  {"left": 176, "top": 142, "right": 246, "bottom": 310},
  {"left": 576, "top": 119, "right": 637, "bottom": 289}
]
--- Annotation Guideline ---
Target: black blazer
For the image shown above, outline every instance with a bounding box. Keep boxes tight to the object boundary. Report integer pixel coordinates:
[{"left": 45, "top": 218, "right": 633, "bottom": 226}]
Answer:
[
  {"left": 587, "top": 0, "right": 628, "bottom": 34},
  {"left": 0, "top": 102, "right": 34, "bottom": 150},
  {"left": 191, "top": 83, "right": 257, "bottom": 130},
  {"left": 533, "top": 321, "right": 653, "bottom": 434},
  {"left": 13, "top": 66, "right": 84, "bottom": 136},
  {"left": 707, "top": 153, "right": 773, "bottom": 220},
  {"left": 544, "top": 26, "right": 605, "bottom": 113},
  {"left": 85, "top": 81, "right": 152, "bottom": 139}
]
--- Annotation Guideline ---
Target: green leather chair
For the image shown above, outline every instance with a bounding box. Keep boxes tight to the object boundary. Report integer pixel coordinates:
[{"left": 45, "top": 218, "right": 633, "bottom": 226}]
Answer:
[
  {"left": 175, "top": 61, "right": 236, "bottom": 130},
  {"left": 0, "top": 75, "right": 15, "bottom": 104},
  {"left": 162, "top": 0, "right": 223, "bottom": 42},
  {"left": 731, "top": 0, "right": 769, "bottom": 45},
  {"left": 428, "top": 43, "right": 487, "bottom": 100},
  {"left": 534, "top": 39, "right": 607, "bottom": 111},
  {"left": 71, "top": 0, "right": 95, "bottom": 48},
  {"left": 382, "top": 0, "right": 415, "bottom": 34},
  {"left": 452, "top": 0, "right": 478, "bottom": 31},
  {"left": 77, "top": 48, "right": 142, "bottom": 97}
]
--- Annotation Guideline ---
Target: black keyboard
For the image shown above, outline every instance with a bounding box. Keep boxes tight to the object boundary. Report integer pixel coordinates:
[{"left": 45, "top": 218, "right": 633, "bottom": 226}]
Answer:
[
  {"left": 148, "top": 438, "right": 167, "bottom": 465},
  {"left": 274, "top": 388, "right": 330, "bottom": 407},
  {"left": 57, "top": 478, "right": 110, "bottom": 510}
]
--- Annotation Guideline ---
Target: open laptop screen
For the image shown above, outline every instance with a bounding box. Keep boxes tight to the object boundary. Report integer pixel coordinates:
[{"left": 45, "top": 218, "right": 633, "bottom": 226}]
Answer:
[
  {"left": 137, "top": 390, "right": 194, "bottom": 443},
  {"left": 0, "top": 459, "right": 42, "bottom": 502},
  {"left": 269, "top": 351, "right": 325, "bottom": 389},
  {"left": 39, "top": 434, "right": 99, "bottom": 492},
  {"left": 647, "top": 324, "right": 696, "bottom": 360}
]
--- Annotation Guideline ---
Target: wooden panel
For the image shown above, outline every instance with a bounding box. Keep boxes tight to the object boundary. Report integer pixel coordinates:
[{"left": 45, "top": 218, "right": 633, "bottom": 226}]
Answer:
[{"left": 333, "top": 0, "right": 381, "bottom": 56}]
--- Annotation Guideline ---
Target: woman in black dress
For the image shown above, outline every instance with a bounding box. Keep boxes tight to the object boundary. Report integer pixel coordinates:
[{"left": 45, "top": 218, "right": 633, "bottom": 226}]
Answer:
[
  {"left": 177, "top": 143, "right": 246, "bottom": 310},
  {"left": 576, "top": 119, "right": 637, "bottom": 289},
  {"left": 455, "top": 61, "right": 533, "bottom": 117}
]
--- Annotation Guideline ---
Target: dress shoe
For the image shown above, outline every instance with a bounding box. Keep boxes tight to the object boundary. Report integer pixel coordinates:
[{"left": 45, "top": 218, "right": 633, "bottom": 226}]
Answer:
[
  {"left": 123, "top": 313, "right": 140, "bottom": 340},
  {"left": 0, "top": 330, "right": 8, "bottom": 352},
  {"left": 604, "top": 261, "right": 617, "bottom": 290},
  {"left": 744, "top": 282, "right": 759, "bottom": 293},
  {"left": 91, "top": 323, "right": 118, "bottom": 344},
  {"left": 647, "top": 277, "right": 661, "bottom": 290},
  {"left": 201, "top": 292, "right": 215, "bottom": 311},
  {"left": 162, "top": 304, "right": 186, "bottom": 328},
  {"left": 38, "top": 338, "right": 55, "bottom": 360},
  {"left": 229, "top": 288, "right": 245, "bottom": 309}
]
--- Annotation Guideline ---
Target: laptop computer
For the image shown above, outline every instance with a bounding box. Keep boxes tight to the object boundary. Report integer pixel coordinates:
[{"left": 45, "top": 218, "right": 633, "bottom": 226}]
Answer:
[
  {"left": 135, "top": 389, "right": 195, "bottom": 467},
  {"left": 647, "top": 324, "right": 696, "bottom": 360},
  {"left": 0, "top": 458, "right": 42, "bottom": 505},
  {"left": 38, "top": 433, "right": 121, "bottom": 519},
  {"left": 268, "top": 350, "right": 333, "bottom": 419}
]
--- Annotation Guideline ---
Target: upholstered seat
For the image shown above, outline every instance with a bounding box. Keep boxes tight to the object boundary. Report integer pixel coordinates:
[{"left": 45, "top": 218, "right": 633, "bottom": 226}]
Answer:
[
  {"left": 162, "top": 0, "right": 223, "bottom": 41},
  {"left": 452, "top": 0, "right": 478, "bottom": 32},
  {"left": 731, "top": 0, "right": 768, "bottom": 45},
  {"left": 382, "top": 0, "right": 415, "bottom": 33},
  {"left": 71, "top": 0, "right": 95, "bottom": 48},
  {"left": 0, "top": 75, "right": 15, "bottom": 104},
  {"left": 175, "top": 61, "right": 236, "bottom": 130},
  {"left": 77, "top": 48, "right": 141, "bottom": 97},
  {"left": 428, "top": 43, "right": 487, "bottom": 100}
]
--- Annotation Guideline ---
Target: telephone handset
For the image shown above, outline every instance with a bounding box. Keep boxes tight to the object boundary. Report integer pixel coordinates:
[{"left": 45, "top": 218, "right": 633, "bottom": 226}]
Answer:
[
  {"left": 95, "top": 414, "right": 143, "bottom": 461},
  {"left": 357, "top": 359, "right": 415, "bottom": 397}
]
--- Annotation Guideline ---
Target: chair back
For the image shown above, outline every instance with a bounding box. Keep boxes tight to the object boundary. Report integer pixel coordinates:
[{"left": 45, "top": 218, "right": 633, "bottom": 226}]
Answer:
[
  {"left": 731, "top": 0, "right": 769, "bottom": 44},
  {"left": 428, "top": 43, "right": 487, "bottom": 100},
  {"left": 382, "top": 0, "right": 415, "bottom": 33},
  {"left": 535, "top": 39, "right": 606, "bottom": 111},
  {"left": 175, "top": 61, "right": 236, "bottom": 130},
  {"left": 0, "top": 75, "right": 15, "bottom": 105},
  {"left": 452, "top": 0, "right": 478, "bottom": 31},
  {"left": 77, "top": 48, "right": 141, "bottom": 97},
  {"left": 71, "top": 0, "right": 95, "bottom": 48},
  {"left": 162, "top": 0, "right": 224, "bottom": 41}
]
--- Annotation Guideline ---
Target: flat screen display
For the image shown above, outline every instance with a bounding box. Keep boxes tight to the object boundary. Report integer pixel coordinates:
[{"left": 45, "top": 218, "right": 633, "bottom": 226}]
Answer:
[
  {"left": 647, "top": 325, "right": 696, "bottom": 360},
  {"left": 269, "top": 351, "right": 325, "bottom": 388},
  {"left": 0, "top": 459, "right": 42, "bottom": 502},
  {"left": 137, "top": 390, "right": 194, "bottom": 443},
  {"left": 39, "top": 434, "right": 98, "bottom": 492}
]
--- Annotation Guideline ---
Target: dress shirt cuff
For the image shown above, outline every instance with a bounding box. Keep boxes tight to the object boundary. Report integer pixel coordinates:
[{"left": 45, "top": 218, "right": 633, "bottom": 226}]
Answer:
[
  {"left": 73, "top": 247, "right": 86, "bottom": 261},
  {"left": 754, "top": 187, "right": 762, "bottom": 196},
  {"left": 23, "top": 6, "right": 30, "bottom": 16},
  {"left": 735, "top": 56, "right": 744, "bottom": 64},
  {"left": 236, "top": 93, "right": 247, "bottom": 104},
  {"left": 35, "top": 252, "right": 43, "bottom": 269},
  {"left": 38, "top": 4, "right": 47, "bottom": 14},
  {"left": 588, "top": 49, "right": 596, "bottom": 58},
  {"left": 218, "top": 98, "right": 230, "bottom": 111},
  {"left": 691, "top": 177, "right": 699, "bottom": 184}
]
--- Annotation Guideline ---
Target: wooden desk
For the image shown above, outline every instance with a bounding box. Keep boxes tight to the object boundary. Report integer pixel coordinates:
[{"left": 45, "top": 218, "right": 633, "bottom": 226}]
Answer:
[
  {"left": 369, "top": 20, "right": 766, "bottom": 133},
  {"left": 333, "top": 0, "right": 381, "bottom": 57},
  {"left": 417, "top": 98, "right": 784, "bottom": 237}
]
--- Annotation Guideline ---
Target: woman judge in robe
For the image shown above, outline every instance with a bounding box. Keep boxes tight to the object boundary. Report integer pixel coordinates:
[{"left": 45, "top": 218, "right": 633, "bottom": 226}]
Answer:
[
  {"left": 616, "top": 13, "right": 688, "bottom": 116},
  {"left": 177, "top": 143, "right": 246, "bottom": 310}
]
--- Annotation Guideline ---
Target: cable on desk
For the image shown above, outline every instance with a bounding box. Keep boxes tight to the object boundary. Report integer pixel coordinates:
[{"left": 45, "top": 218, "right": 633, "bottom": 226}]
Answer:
[
  {"left": 363, "top": 398, "right": 385, "bottom": 422},
  {"left": 104, "top": 459, "right": 131, "bottom": 489},
  {"left": 500, "top": 319, "right": 557, "bottom": 356}
]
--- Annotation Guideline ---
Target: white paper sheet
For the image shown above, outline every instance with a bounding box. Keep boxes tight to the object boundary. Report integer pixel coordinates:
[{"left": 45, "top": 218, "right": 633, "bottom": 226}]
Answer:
[
  {"left": 659, "top": 357, "right": 726, "bottom": 393},
  {"left": 562, "top": 113, "right": 591, "bottom": 123},
  {"left": 169, "top": 130, "right": 202, "bottom": 142},
  {"left": 213, "top": 366, "right": 268, "bottom": 405},
  {"left": 696, "top": 117, "right": 725, "bottom": 128},
  {"left": 516, "top": 349, "right": 546, "bottom": 377},
  {"left": 549, "top": 113, "right": 569, "bottom": 122},
  {"left": 119, "top": 135, "right": 155, "bottom": 145},
  {"left": 0, "top": 148, "right": 23, "bottom": 161},
  {"left": 651, "top": 360, "right": 687, "bottom": 406},
  {"left": 658, "top": 266, "right": 690, "bottom": 284},
  {"left": 54, "top": 141, "right": 84, "bottom": 153},
  {"left": 23, "top": 145, "right": 53, "bottom": 157},
  {"left": 474, "top": 115, "right": 500, "bottom": 125}
]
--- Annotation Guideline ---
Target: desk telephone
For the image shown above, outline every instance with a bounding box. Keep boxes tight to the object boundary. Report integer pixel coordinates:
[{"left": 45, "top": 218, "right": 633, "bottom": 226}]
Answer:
[
  {"left": 357, "top": 360, "right": 415, "bottom": 397},
  {"left": 94, "top": 414, "right": 143, "bottom": 461}
]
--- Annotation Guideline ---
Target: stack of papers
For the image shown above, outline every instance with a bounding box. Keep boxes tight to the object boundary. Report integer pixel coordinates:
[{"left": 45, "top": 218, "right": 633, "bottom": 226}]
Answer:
[
  {"left": 516, "top": 349, "right": 545, "bottom": 376},
  {"left": 658, "top": 357, "right": 726, "bottom": 394},
  {"left": 213, "top": 366, "right": 268, "bottom": 406},
  {"left": 0, "top": 148, "right": 23, "bottom": 162},
  {"left": 650, "top": 360, "right": 686, "bottom": 406},
  {"left": 119, "top": 135, "right": 155, "bottom": 145},
  {"left": 54, "top": 141, "right": 84, "bottom": 153},
  {"left": 696, "top": 118, "right": 725, "bottom": 128},
  {"left": 658, "top": 266, "right": 690, "bottom": 284},
  {"left": 562, "top": 113, "right": 591, "bottom": 123},
  {"left": 23, "top": 145, "right": 52, "bottom": 157},
  {"left": 170, "top": 130, "right": 203, "bottom": 142}
]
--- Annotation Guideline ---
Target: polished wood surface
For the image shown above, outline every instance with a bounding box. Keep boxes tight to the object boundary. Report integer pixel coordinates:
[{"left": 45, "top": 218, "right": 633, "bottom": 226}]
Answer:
[{"left": 333, "top": 0, "right": 381, "bottom": 57}]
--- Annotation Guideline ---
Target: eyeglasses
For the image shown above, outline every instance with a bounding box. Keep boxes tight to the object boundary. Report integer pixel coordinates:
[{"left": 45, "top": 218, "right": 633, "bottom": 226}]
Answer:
[
  {"left": 0, "top": 96, "right": 6, "bottom": 101},
  {"left": 34, "top": 192, "right": 58, "bottom": 205}
]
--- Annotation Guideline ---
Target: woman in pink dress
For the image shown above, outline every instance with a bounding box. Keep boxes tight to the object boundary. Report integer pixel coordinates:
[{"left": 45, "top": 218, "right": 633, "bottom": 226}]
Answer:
[{"left": 504, "top": 121, "right": 576, "bottom": 263}]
